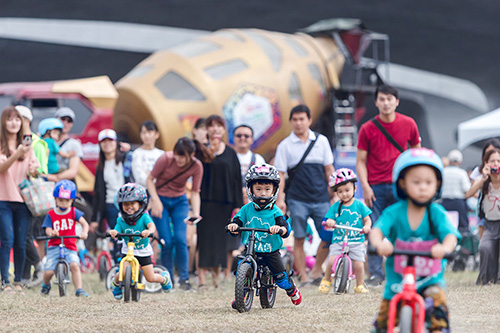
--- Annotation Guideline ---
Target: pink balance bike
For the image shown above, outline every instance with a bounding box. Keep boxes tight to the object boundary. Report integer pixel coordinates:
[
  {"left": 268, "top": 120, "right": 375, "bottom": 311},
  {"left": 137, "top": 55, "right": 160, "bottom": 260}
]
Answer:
[
  {"left": 368, "top": 247, "right": 454, "bottom": 333},
  {"left": 322, "top": 222, "right": 363, "bottom": 293}
]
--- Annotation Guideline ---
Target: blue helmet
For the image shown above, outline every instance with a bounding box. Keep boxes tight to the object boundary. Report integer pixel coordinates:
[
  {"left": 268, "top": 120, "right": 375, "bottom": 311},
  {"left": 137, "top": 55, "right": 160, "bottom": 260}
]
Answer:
[
  {"left": 38, "top": 118, "right": 64, "bottom": 136},
  {"left": 392, "top": 148, "right": 444, "bottom": 201},
  {"left": 53, "top": 180, "right": 77, "bottom": 199}
]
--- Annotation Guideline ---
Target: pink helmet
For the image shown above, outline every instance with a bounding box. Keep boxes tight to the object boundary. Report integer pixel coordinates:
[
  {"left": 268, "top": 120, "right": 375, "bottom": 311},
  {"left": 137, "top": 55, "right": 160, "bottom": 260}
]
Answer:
[{"left": 329, "top": 168, "right": 357, "bottom": 190}]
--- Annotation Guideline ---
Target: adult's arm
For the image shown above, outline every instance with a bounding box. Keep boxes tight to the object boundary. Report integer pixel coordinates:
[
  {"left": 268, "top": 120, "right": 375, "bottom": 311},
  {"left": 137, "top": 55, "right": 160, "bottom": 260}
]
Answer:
[
  {"left": 324, "top": 164, "right": 335, "bottom": 200},
  {"left": 190, "top": 191, "right": 201, "bottom": 217},
  {"left": 410, "top": 143, "right": 422, "bottom": 148},
  {"left": 146, "top": 173, "right": 163, "bottom": 218},
  {"left": 277, "top": 171, "right": 287, "bottom": 213},
  {"left": 46, "top": 156, "right": 80, "bottom": 182},
  {"left": 0, "top": 145, "right": 29, "bottom": 173},
  {"left": 356, "top": 149, "right": 375, "bottom": 208}
]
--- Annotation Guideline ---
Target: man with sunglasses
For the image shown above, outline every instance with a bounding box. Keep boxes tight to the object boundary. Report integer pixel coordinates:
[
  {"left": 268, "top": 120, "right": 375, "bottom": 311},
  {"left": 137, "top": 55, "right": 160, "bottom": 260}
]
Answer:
[{"left": 233, "top": 125, "right": 265, "bottom": 205}]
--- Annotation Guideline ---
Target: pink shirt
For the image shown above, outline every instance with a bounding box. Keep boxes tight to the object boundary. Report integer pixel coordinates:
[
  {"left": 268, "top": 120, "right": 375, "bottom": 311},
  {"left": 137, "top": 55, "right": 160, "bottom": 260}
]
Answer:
[
  {"left": 150, "top": 151, "right": 203, "bottom": 197},
  {"left": 0, "top": 149, "right": 40, "bottom": 202}
]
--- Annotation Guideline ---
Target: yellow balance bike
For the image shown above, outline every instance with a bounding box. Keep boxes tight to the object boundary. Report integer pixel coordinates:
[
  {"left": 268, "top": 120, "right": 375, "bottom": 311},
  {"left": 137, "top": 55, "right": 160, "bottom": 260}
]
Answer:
[{"left": 106, "top": 232, "right": 152, "bottom": 302}]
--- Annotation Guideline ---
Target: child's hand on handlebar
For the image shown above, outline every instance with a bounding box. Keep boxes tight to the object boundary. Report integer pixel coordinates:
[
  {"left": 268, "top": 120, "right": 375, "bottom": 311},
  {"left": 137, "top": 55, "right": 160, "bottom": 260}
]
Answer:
[
  {"left": 47, "top": 229, "right": 58, "bottom": 237},
  {"left": 141, "top": 230, "right": 151, "bottom": 238},
  {"left": 108, "top": 230, "right": 118, "bottom": 239},
  {"left": 227, "top": 223, "right": 239, "bottom": 234},
  {"left": 325, "top": 218, "right": 336, "bottom": 228},
  {"left": 430, "top": 243, "right": 447, "bottom": 259},
  {"left": 362, "top": 225, "right": 371, "bottom": 234},
  {"left": 377, "top": 241, "right": 394, "bottom": 257},
  {"left": 269, "top": 225, "right": 285, "bottom": 235},
  {"left": 79, "top": 232, "right": 88, "bottom": 240}
]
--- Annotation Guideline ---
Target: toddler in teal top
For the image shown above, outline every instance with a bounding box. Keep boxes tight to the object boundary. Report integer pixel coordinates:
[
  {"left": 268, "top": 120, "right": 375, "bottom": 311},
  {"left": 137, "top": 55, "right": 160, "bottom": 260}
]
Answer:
[
  {"left": 370, "top": 148, "right": 460, "bottom": 332},
  {"left": 38, "top": 118, "right": 75, "bottom": 174},
  {"left": 318, "top": 168, "right": 372, "bottom": 294}
]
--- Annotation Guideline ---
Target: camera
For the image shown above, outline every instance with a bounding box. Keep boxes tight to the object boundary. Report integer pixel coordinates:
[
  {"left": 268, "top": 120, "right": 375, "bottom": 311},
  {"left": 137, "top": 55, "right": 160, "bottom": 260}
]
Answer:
[{"left": 491, "top": 167, "right": 500, "bottom": 175}]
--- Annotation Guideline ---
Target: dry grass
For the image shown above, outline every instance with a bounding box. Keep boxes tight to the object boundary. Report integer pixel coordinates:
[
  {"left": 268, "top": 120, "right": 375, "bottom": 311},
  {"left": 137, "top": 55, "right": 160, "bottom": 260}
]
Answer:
[{"left": 1, "top": 271, "right": 499, "bottom": 332}]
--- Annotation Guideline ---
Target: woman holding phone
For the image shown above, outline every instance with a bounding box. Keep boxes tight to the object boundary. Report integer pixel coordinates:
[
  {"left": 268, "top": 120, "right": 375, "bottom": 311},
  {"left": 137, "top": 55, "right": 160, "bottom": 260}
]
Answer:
[
  {"left": 0, "top": 106, "right": 39, "bottom": 293},
  {"left": 147, "top": 137, "right": 203, "bottom": 291}
]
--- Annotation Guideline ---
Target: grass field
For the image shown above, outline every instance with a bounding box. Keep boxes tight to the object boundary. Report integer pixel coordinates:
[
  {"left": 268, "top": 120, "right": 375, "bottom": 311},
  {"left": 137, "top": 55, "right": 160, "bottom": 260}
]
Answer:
[{"left": 1, "top": 271, "right": 499, "bottom": 332}]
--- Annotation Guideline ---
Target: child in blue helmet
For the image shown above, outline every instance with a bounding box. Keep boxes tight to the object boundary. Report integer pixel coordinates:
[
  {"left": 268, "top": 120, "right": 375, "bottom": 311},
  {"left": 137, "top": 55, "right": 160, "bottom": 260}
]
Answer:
[
  {"left": 370, "top": 148, "right": 461, "bottom": 332},
  {"left": 41, "top": 180, "right": 90, "bottom": 297},
  {"left": 227, "top": 163, "right": 302, "bottom": 308},
  {"left": 109, "top": 183, "right": 172, "bottom": 299},
  {"left": 38, "top": 118, "right": 75, "bottom": 174}
]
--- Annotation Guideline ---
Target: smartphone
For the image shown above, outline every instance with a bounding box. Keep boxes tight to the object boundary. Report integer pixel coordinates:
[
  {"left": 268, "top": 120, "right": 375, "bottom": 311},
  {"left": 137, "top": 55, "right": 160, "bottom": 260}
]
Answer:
[
  {"left": 23, "top": 134, "right": 32, "bottom": 145},
  {"left": 184, "top": 216, "right": 202, "bottom": 224}
]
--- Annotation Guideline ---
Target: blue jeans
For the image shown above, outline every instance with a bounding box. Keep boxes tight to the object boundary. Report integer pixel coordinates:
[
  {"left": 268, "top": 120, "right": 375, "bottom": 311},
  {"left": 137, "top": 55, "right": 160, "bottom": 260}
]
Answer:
[
  {"left": 105, "top": 203, "right": 120, "bottom": 261},
  {"left": 0, "top": 201, "right": 31, "bottom": 285},
  {"left": 152, "top": 194, "right": 189, "bottom": 282},
  {"left": 367, "top": 184, "right": 397, "bottom": 280}
]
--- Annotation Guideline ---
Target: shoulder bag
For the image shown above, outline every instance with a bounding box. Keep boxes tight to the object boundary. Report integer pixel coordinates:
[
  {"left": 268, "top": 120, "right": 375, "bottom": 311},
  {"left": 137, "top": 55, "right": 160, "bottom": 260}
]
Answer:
[
  {"left": 284, "top": 132, "right": 319, "bottom": 196},
  {"left": 371, "top": 117, "right": 404, "bottom": 153}
]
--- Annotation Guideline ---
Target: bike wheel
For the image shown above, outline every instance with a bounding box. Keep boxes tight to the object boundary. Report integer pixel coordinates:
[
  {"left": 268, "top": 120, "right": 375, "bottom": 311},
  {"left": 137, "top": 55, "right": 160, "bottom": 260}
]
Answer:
[
  {"left": 399, "top": 304, "right": 414, "bottom": 333},
  {"left": 234, "top": 263, "right": 254, "bottom": 313},
  {"left": 259, "top": 267, "right": 276, "bottom": 309},
  {"left": 124, "top": 266, "right": 132, "bottom": 302},
  {"left": 333, "top": 257, "right": 349, "bottom": 293},
  {"left": 82, "top": 254, "right": 96, "bottom": 273},
  {"left": 132, "top": 271, "right": 142, "bottom": 302},
  {"left": 144, "top": 266, "right": 165, "bottom": 293},
  {"left": 99, "top": 256, "right": 110, "bottom": 281},
  {"left": 56, "top": 263, "right": 67, "bottom": 297},
  {"left": 105, "top": 265, "right": 120, "bottom": 290}
]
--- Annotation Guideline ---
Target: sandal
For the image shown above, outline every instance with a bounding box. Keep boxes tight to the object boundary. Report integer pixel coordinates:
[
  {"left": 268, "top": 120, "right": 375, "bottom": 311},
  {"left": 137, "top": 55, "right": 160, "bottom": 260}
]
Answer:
[
  {"left": 13, "top": 283, "right": 25, "bottom": 295},
  {"left": 198, "top": 284, "right": 207, "bottom": 291},
  {"left": 318, "top": 277, "right": 331, "bottom": 294},
  {"left": 2, "top": 285, "right": 16, "bottom": 295}
]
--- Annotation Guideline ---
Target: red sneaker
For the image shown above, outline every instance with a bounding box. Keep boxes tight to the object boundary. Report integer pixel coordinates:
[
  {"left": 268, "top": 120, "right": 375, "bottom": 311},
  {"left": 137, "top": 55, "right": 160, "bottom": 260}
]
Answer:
[{"left": 289, "top": 288, "right": 302, "bottom": 305}]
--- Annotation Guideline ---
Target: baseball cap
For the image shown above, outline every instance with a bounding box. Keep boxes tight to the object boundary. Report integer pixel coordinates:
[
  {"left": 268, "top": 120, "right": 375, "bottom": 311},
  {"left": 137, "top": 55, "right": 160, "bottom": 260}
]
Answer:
[
  {"left": 98, "top": 129, "right": 117, "bottom": 142},
  {"left": 448, "top": 149, "right": 463, "bottom": 163},
  {"left": 54, "top": 107, "right": 76, "bottom": 121},
  {"left": 15, "top": 105, "right": 33, "bottom": 121}
]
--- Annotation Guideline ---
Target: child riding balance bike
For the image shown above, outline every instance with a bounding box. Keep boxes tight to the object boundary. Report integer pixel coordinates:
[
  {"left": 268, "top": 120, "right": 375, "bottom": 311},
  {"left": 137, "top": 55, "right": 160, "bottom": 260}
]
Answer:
[
  {"left": 318, "top": 168, "right": 372, "bottom": 294},
  {"left": 109, "top": 183, "right": 172, "bottom": 300},
  {"left": 227, "top": 164, "right": 302, "bottom": 311},
  {"left": 369, "top": 148, "right": 460, "bottom": 333}
]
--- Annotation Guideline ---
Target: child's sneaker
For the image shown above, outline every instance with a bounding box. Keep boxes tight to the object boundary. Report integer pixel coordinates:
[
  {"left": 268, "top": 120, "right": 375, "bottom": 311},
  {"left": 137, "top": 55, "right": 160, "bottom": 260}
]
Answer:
[
  {"left": 161, "top": 271, "right": 172, "bottom": 292},
  {"left": 318, "top": 277, "right": 331, "bottom": 294},
  {"left": 75, "top": 288, "right": 89, "bottom": 297},
  {"left": 289, "top": 287, "right": 302, "bottom": 305},
  {"left": 354, "top": 285, "right": 369, "bottom": 294},
  {"left": 112, "top": 281, "right": 123, "bottom": 300},
  {"left": 40, "top": 282, "right": 51, "bottom": 296}
]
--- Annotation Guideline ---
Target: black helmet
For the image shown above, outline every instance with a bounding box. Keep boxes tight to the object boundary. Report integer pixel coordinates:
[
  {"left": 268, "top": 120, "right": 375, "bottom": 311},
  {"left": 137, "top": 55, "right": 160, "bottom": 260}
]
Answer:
[
  {"left": 116, "top": 183, "right": 148, "bottom": 225},
  {"left": 245, "top": 163, "right": 280, "bottom": 209}
]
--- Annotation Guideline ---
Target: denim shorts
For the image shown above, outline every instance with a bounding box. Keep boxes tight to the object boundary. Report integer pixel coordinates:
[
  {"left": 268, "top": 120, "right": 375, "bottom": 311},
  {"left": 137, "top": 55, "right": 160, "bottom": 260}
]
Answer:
[
  {"left": 328, "top": 242, "right": 366, "bottom": 262},
  {"left": 44, "top": 246, "right": 79, "bottom": 271}
]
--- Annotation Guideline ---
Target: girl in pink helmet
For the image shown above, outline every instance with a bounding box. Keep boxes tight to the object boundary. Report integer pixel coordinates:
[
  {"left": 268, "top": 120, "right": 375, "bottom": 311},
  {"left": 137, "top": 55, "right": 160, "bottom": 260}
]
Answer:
[{"left": 318, "top": 168, "right": 372, "bottom": 294}]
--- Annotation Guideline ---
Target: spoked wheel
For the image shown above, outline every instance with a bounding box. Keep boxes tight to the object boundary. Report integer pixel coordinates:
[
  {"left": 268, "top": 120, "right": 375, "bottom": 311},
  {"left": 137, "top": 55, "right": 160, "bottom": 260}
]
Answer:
[
  {"left": 105, "top": 265, "right": 120, "bottom": 290},
  {"left": 333, "top": 257, "right": 349, "bottom": 293},
  {"left": 144, "top": 265, "right": 166, "bottom": 293},
  {"left": 124, "top": 266, "right": 132, "bottom": 302},
  {"left": 234, "top": 263, "right": 254, "bottom": 312},
  {"left": 132, "top": 271, "right": 142, "bottom": 302},
  {"left": 56, "top": 262, "right": 67, "bottom": 297},
  {"left": 99, "top": 255, "right": 111, "bottom": 281},
  {"left": 399, "top": 304, "right": 414, "bottom": 333},
  {"left": 81, "top": 254, "right": 96, "bottom": 274},
  {"left": 259, "top": 267, "right": 276, "bottom": 309}
]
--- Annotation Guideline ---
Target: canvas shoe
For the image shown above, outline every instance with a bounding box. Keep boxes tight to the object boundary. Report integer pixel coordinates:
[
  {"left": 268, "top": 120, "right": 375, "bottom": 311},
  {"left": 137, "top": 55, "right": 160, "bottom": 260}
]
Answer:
[
  {"left": 112, "top": 281, "right": 123, "bottom": 300},
  {"left": 161, "top": 271, "right": 172, "bottom": 292},
  {"left": 76, "top": 288, "right": 89, "bottom": 297},
  {"left": 289, "top": 287, "right": 302, "bottom": 305},
  {"left": 41, "top": 282, "right": 51, "bottom": 296}
]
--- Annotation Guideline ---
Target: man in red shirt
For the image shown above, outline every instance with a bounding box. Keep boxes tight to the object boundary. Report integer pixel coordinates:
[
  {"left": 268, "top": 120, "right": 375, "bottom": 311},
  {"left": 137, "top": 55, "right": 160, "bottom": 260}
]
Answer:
[{"left": 356, "top": 85, "right": 421, "bottom": 286}]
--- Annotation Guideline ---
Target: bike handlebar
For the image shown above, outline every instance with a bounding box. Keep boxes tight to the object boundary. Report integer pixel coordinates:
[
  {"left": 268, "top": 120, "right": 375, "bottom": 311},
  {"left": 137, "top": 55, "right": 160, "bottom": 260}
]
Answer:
[
  {"left": 321, "top": 221, "right": 364, "bottom": 233},
  {"left": 36, "top": 235, "right": 81, "bottom": 241},
  {"left": 367, "top": 246, "right": 455, "bottom": 260},
  {"left": 225, "top": 226, "right": 285, "bottom": 236},
  {"left": 105, "top": 232, "right": 165, "bottom": 246}
]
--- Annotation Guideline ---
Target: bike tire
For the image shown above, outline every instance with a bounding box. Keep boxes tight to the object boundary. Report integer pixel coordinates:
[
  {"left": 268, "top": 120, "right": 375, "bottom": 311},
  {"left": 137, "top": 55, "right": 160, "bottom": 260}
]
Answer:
[
  {"left": 99, "top": 256, "right": 110, "bottom": 281},
  {"left": 124, "top": 266, "right": 132, "bottom": 302},
  {"left": 399, "top": 304, "right": 413, "bottom": 333},
  {"left": 83, "top": 254, "right": 96, "bottom": 274},
  {"left": 144, "top": 266, "right": 165, "bottom": 293},
  {"left": 259, "top": 267, "right": 276, "bottom": 309},
  {"left": 105, "top": 265, "right": 120, "bottom": 290},
  {"left": 56, "top": 263, "right": 67, "bottom": 297},
  {"left": 234, "top": 263, "right": 254, "bottom": 313},
  {"left": 132, "top": 271, "right": 142, "bottom": 302},
  {"left": 333, "top": 258, "right": 349, "bottom": 293}
]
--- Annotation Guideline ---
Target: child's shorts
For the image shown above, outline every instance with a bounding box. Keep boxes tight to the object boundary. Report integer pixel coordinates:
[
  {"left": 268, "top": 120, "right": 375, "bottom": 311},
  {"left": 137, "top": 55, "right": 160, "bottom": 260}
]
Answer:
[
  {"left": 328, "top": 242, "right": 366, "bottom": 262},
  {"left": 373, "top": 285, "right": 449, "bottom": 332},
  {"left": 44, "top": 246, "right": 80, "bottom": 271}
]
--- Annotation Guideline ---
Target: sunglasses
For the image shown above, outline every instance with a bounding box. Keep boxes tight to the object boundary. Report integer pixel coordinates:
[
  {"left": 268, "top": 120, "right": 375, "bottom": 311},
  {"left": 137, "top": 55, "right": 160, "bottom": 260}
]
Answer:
[
  {"left": 235, "top": 134, "right": 251, "bottom": 139},
  {"left": 60, "top": 116, "right": 73, "bottom": 123}
]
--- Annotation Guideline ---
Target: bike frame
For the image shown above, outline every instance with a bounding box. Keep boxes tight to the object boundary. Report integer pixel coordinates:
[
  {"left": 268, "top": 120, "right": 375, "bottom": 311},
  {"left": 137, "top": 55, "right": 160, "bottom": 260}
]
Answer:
[
  {"left": 330, "top": 225, "right": 363, "bottom": 280},
  {"left": 96, "top": 232, "right": 113, "bottom": 271},
  {"left": 36, "top": 235, "right": 81, "bottom": 286},
  {"left": 118, "top": 237, "right": 145, "bottom": 291}
]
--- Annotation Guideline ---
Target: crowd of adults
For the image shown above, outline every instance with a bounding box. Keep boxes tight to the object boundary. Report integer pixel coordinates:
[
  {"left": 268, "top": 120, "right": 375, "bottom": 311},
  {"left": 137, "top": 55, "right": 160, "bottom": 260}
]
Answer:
[{"left": 1, "top": 83, "right": 500, "bottom": 294}]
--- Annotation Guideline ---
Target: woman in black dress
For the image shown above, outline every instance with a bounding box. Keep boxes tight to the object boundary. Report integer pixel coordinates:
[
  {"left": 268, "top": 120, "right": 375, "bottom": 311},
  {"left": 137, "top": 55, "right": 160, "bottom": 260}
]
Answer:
[{"left": 197, "top": 115, "right": 242, "bottom": 288}]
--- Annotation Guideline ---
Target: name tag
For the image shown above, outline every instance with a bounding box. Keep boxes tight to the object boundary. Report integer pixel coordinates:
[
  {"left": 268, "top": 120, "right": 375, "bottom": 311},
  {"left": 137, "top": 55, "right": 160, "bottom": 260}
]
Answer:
[{"left": 393, "top": 239, "right": 442, "bottom": 277}]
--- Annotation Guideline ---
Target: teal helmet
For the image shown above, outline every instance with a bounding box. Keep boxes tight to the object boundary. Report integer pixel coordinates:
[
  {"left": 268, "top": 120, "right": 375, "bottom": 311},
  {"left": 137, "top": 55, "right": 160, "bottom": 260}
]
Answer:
[
  {"left": 392, "top": 148, "right": 444, "bottom": 201},
  {"left": 38, "top": 118, "right": 63, "bottom": 136}
]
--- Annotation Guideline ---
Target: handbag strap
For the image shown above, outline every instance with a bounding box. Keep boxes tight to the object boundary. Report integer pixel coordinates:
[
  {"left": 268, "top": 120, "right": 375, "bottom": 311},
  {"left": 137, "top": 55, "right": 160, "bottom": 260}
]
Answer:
[
  {"left": 156, "top": 160, "right": 196, "bottom": 191},
  {"left": 287, "top": 132, "right": 319, "bottom": 185},
  {"left": 371, "top": 118, "right": 404, "bottom": 153}
]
